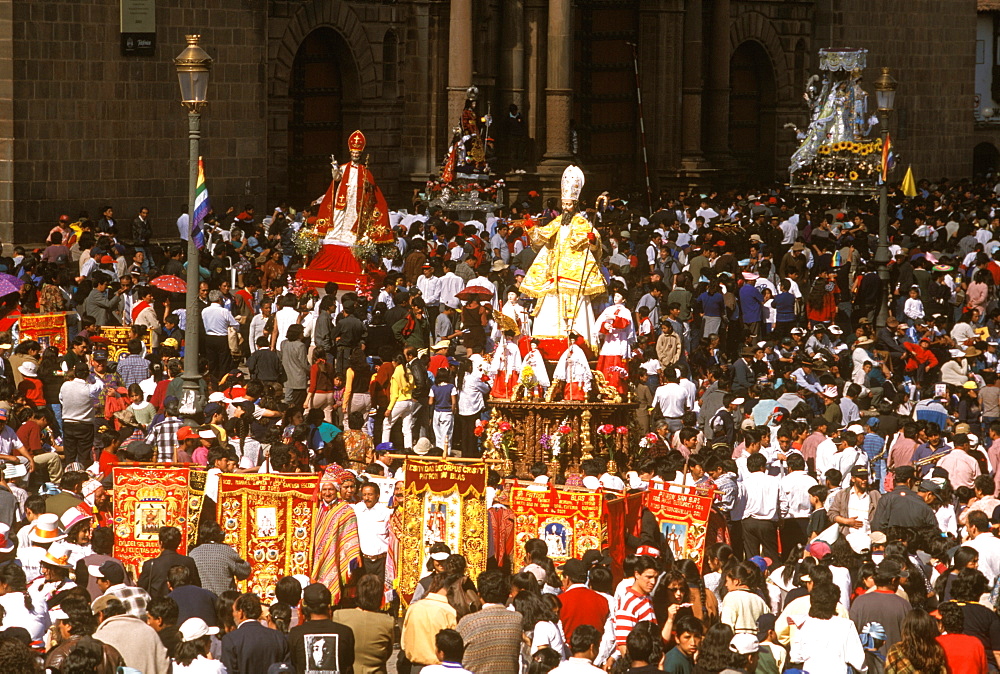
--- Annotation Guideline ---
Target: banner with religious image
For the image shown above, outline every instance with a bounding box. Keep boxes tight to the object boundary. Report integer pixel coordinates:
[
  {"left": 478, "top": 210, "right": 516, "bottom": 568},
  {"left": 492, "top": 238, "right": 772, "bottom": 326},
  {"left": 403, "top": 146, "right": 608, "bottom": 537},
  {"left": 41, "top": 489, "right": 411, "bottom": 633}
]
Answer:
[
  {"left": 509, "top": 484, "right": 642, "bottom": 576},
  {"left": 644, "top": 484, "right": 715, "bottom": 570},
  {"left": 19, "top": 313, "right": 68, "bottom": 354},
  {"left": 112, "top": 466, "right": 193, "bottom": 577},
  {"left": 216, "top": 473, "right": 319, "bottom": 600},
  {"left": 98, "top": 326, "right": 152, "bottom": 361},
  {"left": 397, "top": 460, "right": 488, "bottom": 604},
  {"left": 187, "top": 469, "right": 207, "bottom": 546}
]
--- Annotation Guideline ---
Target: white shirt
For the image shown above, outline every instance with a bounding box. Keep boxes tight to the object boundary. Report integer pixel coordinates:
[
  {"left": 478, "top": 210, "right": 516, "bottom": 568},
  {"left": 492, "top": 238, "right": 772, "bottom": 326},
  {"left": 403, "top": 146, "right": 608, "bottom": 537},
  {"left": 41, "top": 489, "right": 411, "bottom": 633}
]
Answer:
[
  {"left": 353, "top": 502, "right": 391, "bottom": 556},
  {"left": 789, "top": 615, "right": 865, "bottom": 674},
  {"left": 742, "top": 471, "right": 780, "bottom": 521},
  {"left": 172, "top": 655, "right": 227, "bottom": 674},
  {"left": 416, "top": 274, "right": 442, "bottom": 306},
  {"left": 598, "top": 473, "right": 626, "bottom": 491},
  {"left": 652, "top": 382, "right": 688, "bottom": 418},
  {"left": 779, "top": 470, "right": 817, "bottom": 519},
  {"left": 968, "top": 531, "right": 1000, "bottom": 586},
  {"left": 273, "top": 305, "right": 300, "bottom": 349},
  {"left": 438, "top": 272, "right": 466, "bottom": 309},
  {"left": 201, "top": 303, "right": 238, "bottom": 337},
  {"left": 550, "top": 657, "right": 604, "bottom": 674},
  {"left": 814, "top": 438, "right": 838, "bottom": 478}
]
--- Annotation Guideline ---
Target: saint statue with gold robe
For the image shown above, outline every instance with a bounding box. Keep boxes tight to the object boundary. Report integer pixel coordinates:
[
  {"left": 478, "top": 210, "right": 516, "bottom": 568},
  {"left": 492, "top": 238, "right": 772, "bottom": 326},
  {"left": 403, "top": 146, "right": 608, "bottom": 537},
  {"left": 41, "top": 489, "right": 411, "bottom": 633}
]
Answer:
[{"left": 519, "top": 165, "right": 606, "bottom": 358}]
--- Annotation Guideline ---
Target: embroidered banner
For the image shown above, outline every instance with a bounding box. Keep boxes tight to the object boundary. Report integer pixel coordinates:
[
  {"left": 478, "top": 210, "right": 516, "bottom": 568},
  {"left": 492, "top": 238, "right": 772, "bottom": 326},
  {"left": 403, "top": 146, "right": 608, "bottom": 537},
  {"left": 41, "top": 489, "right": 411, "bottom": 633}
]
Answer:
[
  {"left": 98, "top": 326, "right": 153, "bottom": 362},
  {"left": 644, "top": 485, "right": 715, "bottom": 570},
  {"left": 19, "top": 313, "right": 69, "bottom": 354},
  {"left": 510, "top": 485, "right": 606, "bottom": 570},
  {"left": 187, "top": 469, "right": 207, "bottom": 547},
  {"left": 216, "top": 473, "right": 318, "bottom": 600},
  {"left": 112, "top": 466, "right": 192, "bottom": 578},
  {"left": 397, "top": 460, "right": 488, "bottom": 604}
]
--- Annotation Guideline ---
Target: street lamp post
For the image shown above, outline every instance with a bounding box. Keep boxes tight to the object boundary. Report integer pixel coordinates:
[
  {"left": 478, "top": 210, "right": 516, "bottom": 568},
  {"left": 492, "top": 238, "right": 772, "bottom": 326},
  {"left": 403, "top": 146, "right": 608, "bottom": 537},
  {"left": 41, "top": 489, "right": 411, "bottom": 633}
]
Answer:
[
  {"left": 174, "top": 35, "right": 213, "bottom": 414},
  {"left": 873, "top": 66, "right": 897, "bottom": 334}
]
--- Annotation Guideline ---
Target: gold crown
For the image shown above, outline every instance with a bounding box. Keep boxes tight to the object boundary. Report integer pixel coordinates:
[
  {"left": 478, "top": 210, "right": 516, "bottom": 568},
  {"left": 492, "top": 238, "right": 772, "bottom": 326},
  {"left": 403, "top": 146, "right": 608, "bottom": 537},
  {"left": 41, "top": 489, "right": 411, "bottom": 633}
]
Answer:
[{"left": 137, "top": 484, "right": 167, "bottom": 501}]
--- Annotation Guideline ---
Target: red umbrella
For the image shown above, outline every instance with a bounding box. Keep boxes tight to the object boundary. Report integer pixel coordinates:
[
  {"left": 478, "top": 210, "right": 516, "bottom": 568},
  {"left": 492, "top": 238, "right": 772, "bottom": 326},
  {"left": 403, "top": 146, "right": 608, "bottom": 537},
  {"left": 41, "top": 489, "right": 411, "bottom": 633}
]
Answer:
[
  {"left": 455, "top": 286, "right": 494, "bottom": 302},
  {"left": 150, "top": 275, "right": 187, "bottom": 293}
]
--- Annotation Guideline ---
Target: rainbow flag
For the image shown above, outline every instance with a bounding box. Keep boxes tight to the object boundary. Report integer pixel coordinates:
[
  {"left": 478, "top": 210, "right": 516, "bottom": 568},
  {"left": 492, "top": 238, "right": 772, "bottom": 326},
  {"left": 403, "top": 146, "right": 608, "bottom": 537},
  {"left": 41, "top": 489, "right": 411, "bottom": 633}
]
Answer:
[
  {"left": 881, "top": 133, "right": 894, "bottom": 182},
  {"left": 191, "top": 156, "right": 208, "bottom": 249}
]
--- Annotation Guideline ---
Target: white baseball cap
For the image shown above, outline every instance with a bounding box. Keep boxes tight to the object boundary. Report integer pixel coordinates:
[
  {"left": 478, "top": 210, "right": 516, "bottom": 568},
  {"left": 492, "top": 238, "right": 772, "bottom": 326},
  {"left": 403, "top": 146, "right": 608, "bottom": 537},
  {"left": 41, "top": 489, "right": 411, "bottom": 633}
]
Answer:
[{"left": 179, "top": 617, "right": 220, "bottom": 643}]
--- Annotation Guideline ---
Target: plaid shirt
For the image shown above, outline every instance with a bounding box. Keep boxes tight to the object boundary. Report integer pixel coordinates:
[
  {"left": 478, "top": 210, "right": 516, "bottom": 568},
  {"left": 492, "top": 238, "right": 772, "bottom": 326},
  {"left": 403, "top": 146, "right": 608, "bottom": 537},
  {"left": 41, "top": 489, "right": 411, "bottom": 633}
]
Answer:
[
  {"left": 146, "top": 415, "right": 185, "bottom": 463},
  {"left": 862, "top": 432, "right": 885, "bottom": 461},
  {"left": 104, "top": 583, "right": 151, "bottom": 619},
  {"left": 116, "top": 354, "right": 149, "bottom": 387}
]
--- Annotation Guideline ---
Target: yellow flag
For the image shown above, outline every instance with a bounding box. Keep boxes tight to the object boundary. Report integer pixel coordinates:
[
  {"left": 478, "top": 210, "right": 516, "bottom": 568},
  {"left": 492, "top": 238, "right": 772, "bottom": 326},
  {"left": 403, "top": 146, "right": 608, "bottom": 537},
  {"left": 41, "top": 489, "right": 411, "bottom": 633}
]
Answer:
[{"left": 901, "top": 165, "right": 917, "bottom": 198}]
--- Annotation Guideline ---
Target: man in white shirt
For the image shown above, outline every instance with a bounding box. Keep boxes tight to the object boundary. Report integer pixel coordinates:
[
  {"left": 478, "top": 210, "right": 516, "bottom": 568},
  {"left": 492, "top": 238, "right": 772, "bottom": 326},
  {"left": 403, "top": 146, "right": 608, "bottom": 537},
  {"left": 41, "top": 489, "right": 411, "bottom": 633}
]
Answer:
[
  {"left": 779, "top": 453, "right": 817, "bottom": 552},
  {"left": 551, "top": 624, "right": 605, "bottom": 673},
  {"left": 651, "top": 370, "right": 689, "bottom": 432},
  {"left": 416, "top": 264, "right": 442, "bottom": 320},
  {"left": 490, "top": 223, "right": 511, "bottom": 264},
  {"left": 966, "top": 510, "right": 1000, "bottom": 586},
  {"left": 270, "top": 294, "right": 301, "bottom": 350},
  {"left": 438, "top": 260, "right": 466, "bottom": 309},
  {"left": 741, "top": 453, "right": 780, "bottom": 561},
  {"left": 353, "top": 482, "right": 392, "bottom": 588},
  {"left": 814, "top": 428, "right": 841, "bottom": 481}
]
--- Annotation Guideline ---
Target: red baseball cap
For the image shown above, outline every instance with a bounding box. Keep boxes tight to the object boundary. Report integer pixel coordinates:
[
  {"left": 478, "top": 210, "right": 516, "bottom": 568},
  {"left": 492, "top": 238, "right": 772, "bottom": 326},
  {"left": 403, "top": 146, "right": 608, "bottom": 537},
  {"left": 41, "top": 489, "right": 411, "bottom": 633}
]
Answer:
[{"left": 176, "top": 426, "right": 199, "bottom": 441}]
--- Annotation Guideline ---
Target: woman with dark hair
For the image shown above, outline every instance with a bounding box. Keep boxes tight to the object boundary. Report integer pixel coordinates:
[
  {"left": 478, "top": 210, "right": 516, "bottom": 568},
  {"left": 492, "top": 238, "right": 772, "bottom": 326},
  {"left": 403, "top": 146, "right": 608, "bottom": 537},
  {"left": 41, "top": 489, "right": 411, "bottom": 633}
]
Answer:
[
  {"left": 521, "top": 538, "right": 560, "bottom": 594},
  {"left": 659, "top": 565, "right": 718, "bottom": 631},
  {"left": 933, "top": 545, "right": 979, "bottom": 602},
  {"left": 214, "top": 590, "right": 240, "bottom": 635},
  {"left": 513, "top": 590, "right": 568, "bottom": 660},
  {"left": 719, "top": 562, "right": 769, "bottom": 634},
  {"left": 949, "top": 567, "right": 1000, "bottom": 661},
  {"left": 789, "top": 582, "right": 864, "bottom": 672},
  {"left": 765, "top": 544, "right": 804, "bottom": 613},
  {"left": 510, "top": 571, "right": 541, "bottom": 600},
  {"left": 690, "top": 622, "right": 738, "bottom": 674},
  {"left": 382, "top": 353, "right": 417, "bottom": 449},
  {"left": 172, "top": 617, "right": 224, "bottom": 672},
  {"left": 884, "top": 609, "right": 948, "bottom": 674},
  {"left": 305, "top": 346, "right": 336, "bottom": 424},
  {"left": 0, "top": 564, "right": 45, "bottom": 640},
  {"left": 444, "top": 554, "right": 481, "bottom": 619},
  {"left": 266, "top": 602, "right": 292, "bottom": 633},
  {"left": 703, "top": 543, "right": 735, "bottom": 603},
  {"left": 38, "top": 345, "right": 65, "bottom": 431},
  {"left": 342, "top": 347, "right": 374, "bottom": 418}
]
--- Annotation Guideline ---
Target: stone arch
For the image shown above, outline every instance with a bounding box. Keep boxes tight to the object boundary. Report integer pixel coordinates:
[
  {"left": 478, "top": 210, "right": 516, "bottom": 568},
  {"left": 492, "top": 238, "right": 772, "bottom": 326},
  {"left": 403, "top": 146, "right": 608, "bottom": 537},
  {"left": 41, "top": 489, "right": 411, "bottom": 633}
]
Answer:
[
  {"left": 270, "top": 0, "right": 379, "bottom": 100},
  {"left": 974, "top": 141, "right": 999, "bottom": 177},
  {"left": 729, "top": 12, "right": 793, "bottom": 102}
]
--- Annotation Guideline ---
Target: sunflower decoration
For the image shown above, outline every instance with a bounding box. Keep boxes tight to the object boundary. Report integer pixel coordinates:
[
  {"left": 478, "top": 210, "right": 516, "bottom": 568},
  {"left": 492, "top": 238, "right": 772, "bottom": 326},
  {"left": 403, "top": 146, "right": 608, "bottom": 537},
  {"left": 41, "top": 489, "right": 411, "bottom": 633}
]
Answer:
[
  {"left": 818, "top": 145, "right": 831, "bottom": 155},
  {"left": 873, "top": 137, "right": 883, "bottom": 150},
  {"left": 849, "top": 170, "right": 859, "bottom": 181},
  {"left": 826, "top": 171, "right": 837, "bottom": 179},
  {"left": 847, "top": 142, "right": 858, "bottom": 154}
]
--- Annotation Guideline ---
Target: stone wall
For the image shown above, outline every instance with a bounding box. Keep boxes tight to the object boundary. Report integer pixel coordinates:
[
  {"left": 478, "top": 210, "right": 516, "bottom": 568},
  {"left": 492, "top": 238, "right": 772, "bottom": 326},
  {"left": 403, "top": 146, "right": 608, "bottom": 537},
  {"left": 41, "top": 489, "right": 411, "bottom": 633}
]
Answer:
[
  {"left": 9, "top": 0, "right": 268, "bottom": 242},
  {"left": 817, "top": 0, "right": 976, "bottom": 179}
]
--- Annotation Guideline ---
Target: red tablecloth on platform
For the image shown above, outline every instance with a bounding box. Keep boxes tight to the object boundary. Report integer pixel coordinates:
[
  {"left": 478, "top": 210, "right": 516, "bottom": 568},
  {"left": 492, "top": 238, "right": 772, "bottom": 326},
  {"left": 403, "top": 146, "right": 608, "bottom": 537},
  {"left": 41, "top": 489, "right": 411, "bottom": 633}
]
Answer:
[{"left": 296, "top": 244, "right": 366, "bottom": 287}]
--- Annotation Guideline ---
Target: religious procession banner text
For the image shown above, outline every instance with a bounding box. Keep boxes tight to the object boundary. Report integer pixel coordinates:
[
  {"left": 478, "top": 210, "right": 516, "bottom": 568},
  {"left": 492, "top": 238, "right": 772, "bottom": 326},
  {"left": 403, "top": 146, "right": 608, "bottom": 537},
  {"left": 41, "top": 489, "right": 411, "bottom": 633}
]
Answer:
[
  {"left": 644, "top": 484, "right": 715, "bottom": 570},
  {"left": 112, "top": 466, "right": 193, "bottom": 578},
  {"left": 397, "top": 459, "right": 488, "bottom": 605}
]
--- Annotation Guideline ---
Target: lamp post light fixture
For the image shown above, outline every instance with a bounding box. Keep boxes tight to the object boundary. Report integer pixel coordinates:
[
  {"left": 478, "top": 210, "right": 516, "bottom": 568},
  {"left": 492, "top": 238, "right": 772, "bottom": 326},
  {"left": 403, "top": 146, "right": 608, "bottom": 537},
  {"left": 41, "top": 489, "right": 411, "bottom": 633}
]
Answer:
[
  {"left": 873, "top": 66, "right": 896, "bottom": 335},
  {"left": 174, "top": 35, "right": 212, "bottom": 414}
]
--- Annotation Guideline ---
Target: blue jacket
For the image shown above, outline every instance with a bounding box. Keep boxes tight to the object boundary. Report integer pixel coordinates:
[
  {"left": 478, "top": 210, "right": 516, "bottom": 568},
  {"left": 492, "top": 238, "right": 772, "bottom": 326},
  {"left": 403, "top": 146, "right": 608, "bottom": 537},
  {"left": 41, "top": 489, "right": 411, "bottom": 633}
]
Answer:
[{"left": 739, "top": 283, "right": 765, "bottom": 323}]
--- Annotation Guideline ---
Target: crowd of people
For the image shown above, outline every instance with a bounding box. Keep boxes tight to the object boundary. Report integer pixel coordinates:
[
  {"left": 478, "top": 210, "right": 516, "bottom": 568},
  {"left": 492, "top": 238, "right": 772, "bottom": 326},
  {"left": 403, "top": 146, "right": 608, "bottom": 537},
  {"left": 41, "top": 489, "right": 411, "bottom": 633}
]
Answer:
[{"left": 0, "top": 174, "right": 1000, "bottom": 672}]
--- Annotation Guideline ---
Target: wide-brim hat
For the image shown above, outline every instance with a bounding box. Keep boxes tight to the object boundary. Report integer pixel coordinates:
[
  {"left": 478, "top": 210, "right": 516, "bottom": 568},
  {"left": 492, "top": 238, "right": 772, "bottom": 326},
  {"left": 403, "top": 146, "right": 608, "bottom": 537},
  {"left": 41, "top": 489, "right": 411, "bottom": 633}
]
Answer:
[
  {"left": 41, "top": 542, "right": 73, "bottom": 569},
  {"left": 855, "top": 337, "right": 874, "bottom": 347},
  {"left": 17, "top": 361, "right": 37, "bottom": 378},
  {"left": 29, "top": 513, "right": 65, "bottom": 544},
  {"left": 966, "top": 347, "right": 983, "bottom": 358},
  {"left": 431, "top": 340, "right": 450, "bottom": 350}
]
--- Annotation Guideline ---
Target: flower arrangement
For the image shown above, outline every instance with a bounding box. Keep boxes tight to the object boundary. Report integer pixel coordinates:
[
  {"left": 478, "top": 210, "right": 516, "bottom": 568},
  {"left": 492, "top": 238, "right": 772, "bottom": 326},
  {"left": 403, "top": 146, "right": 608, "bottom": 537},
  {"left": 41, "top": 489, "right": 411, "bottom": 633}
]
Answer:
[
  {"left": 293, "top": 227, "right": 321, "bottom": 258},
  {"left": 482, "top": 416, "right": 515, "bottom": 461},
  {"left": 550, "top": 420, "right": 573, "bottom": 458},
  {"left": 287, "top": 277, "right": 317, "bottom": 299}
]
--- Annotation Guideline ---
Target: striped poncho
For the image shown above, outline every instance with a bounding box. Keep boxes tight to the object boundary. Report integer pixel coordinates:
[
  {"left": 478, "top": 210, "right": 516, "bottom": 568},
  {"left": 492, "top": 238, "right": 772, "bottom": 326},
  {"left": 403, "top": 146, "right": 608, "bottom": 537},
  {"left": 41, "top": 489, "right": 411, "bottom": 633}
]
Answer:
[{"left": 311, "top": 499, "right": 361, "bottom": 605}]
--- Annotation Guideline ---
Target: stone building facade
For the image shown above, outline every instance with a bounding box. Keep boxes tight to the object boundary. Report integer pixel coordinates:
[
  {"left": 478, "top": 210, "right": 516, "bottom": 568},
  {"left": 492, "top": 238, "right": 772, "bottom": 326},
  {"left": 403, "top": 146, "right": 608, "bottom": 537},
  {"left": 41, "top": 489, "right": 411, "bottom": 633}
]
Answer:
[{"left": 0, "top": 0, "right": 980, "bottom": 242}]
